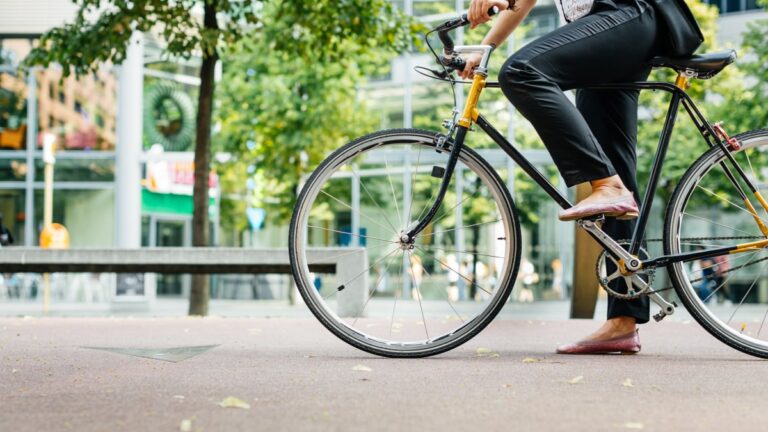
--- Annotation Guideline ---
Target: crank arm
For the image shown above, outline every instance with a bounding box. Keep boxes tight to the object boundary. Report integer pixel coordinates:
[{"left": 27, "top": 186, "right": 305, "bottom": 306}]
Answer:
[
  {"left": 626, "top": 272, "right": 677, "bottom": 322},
  {"left": 649, "top": 290, "right": 677, "bottom": 321},
  {"left": 578, "top": 218, "right": 639, "bottom": 267}
]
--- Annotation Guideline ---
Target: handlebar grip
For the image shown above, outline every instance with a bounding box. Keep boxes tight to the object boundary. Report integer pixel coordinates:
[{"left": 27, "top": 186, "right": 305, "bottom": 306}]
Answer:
[
  {"left": 438, "top": 6, "right": 501, "bottom": 54},
  {"left": 461, "top": 5, "right": 500, "bottom": 23}
]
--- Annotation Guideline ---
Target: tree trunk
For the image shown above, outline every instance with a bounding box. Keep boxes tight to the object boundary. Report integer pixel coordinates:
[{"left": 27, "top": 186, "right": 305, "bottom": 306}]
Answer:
[{"left": 189, "top": 3, "right": 219, "bottom": 316}]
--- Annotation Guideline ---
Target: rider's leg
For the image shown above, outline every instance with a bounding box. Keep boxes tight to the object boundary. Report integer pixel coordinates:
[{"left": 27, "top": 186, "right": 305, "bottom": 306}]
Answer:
[
  {"left": 576, "top": 87, "right": 651, "bottom": 339},
  {"left": 497, "top": 0, "right": 659, "bottom": 195}
]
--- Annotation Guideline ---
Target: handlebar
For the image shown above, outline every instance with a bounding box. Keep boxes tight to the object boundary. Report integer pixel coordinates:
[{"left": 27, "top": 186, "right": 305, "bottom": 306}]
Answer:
[{"left": 436, "top": 6, "right": 500, "bottom": 55}]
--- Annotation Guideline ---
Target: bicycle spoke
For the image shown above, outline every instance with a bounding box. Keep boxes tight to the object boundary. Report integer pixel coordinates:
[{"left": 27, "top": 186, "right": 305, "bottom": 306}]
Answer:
[
  {"left": 307, "top": 225, "right": 398, "bottom": 245},
  {"left": 318, "top": 190, "right": 399, "bottom": 235},
  {"left": 389, "top": 254, "right": 403, "bottom": 337},
  {"left": 352, "top": 250, "right": 399, "bottom": 326},
  {"left": 687, "top": 250, "right": 756, "bottom": 276},
  {"left": 679, "top": 241, "right": 741, "bottom": 248},
  {"left": 306, "top": 243, "right": 392, "bottom": 268},
  {"left": 420, "top": 259, "right": 464, "bottom": 323},
  {"left": 406, "top": 145, "right": 423, "bottom": 225},
  {"left": 683, "top": 212, "right": 756, "bottom": 237},
  {"left": 727, "top": 258, "right": 768, "bottom": 324},
  {"left": 745, "top": 148, "right": 768, "bottom": 221},
  {"left": 697, "top": 185, "right": 768, "bottom": 227},
  {"left": 412, "top": 180, "right": 440, "bottom": 227},
  {"left": 414, "top": 245, "right": 493, "bottom": 296},
  {"left": 384, "top": 159, "right": 403, "bottom": 227},
  {"left": 430, "top": 190, "right": 476, "bottom": 228},
  {"left": 758, "top": 309, "right": 768, "bottom": 338},
  {"left": 702, "top": 250, "right": 761, "bottom": 303},
  {"left": 408, "top": 250, "right": 430, "bottom": 340},
  {"left": 422, "top": 245, "right": 506, "bottom": 260},
  {"left": 323, "top": 247, "right": 400, "bottom": 300},
  {"left": 430, "top": 219, "right": 502, "bottom": 237},
  {"left": 356, "top": 168, "right": 400, "bottom": 233}
]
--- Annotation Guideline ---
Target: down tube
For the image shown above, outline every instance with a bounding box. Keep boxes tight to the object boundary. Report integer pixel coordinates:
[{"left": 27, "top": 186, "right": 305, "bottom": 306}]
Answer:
[{"left": 475, "top": 115, "right": 573, "bottom": 209}]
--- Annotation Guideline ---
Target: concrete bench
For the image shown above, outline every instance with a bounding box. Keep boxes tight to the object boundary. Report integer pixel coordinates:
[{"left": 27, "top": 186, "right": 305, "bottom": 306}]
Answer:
[{"left": 0, "top": 247, "right": 368, "bottom": 317}]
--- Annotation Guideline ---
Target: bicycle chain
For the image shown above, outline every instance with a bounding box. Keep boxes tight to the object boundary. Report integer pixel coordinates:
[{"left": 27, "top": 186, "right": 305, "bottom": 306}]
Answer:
[{"left": 599, "top": 235, "right": 767, "bottom": 299}]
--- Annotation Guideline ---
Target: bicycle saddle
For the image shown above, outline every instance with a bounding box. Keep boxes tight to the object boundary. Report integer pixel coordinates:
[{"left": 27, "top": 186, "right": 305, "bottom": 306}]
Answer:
[{"left": 649, "top": 50, "right": 737, "bottom": 79}]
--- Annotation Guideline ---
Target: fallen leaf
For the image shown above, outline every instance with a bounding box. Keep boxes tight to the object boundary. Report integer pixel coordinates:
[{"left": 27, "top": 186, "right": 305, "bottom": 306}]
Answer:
[
  {"left": 623, "top": 422, "right": 644, "bottom": 429},
  {"left": 622, "top": 378, "right": 634, "bottom": 388},
  {"left": 352, "top": 364, "right": 372, "bottom": 372},
  {"left": 522, "top": 357, "right": 541, "bottom": 363},
  {"left": 476, "top": 348, "right": 500, "bottom": 358},
  {"left": 179, "top": 419, "right": 193, "bottom": 432},
  {"left": 217, "top": 396, "right": 251, "bottom": 409},
  {"left": 650, "top": 384, "right": 662, "bottom": 391},
  {"left": 568, "top": 375, "right": 584, "bottom": 385}
]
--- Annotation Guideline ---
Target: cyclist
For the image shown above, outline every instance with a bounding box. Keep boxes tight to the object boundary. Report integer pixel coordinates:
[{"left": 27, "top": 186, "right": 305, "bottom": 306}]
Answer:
[{"left": 463, "top": 0, "right": 665, "bottom": 353}]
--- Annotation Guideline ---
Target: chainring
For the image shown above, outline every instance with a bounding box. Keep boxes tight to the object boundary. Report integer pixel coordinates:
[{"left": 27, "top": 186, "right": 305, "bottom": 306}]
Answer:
[{"left": 596, "top": 244, "right": 653, "bottom": 300}]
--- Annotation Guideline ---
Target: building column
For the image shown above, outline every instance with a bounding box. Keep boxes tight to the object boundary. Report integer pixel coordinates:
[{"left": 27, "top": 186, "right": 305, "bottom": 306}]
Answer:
[
  {"left": 114, "top": 31, "right": 152, "bottom": 310},
  {"left": 115, "top": 31, "right": 143, "bottom": 249},
  {"left": 24, "top": 61, "right": 37, "bottom": 246}
]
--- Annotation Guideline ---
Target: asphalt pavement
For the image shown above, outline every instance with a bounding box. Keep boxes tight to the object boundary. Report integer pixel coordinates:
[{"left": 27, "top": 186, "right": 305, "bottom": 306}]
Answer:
[{"left": 1, "top": 317, "right": 767, "bottom": 432}]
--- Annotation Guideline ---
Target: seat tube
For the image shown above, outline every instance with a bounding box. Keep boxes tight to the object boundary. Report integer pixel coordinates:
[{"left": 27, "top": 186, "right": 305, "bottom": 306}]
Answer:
[{"left": 629, "top": 84, "right": 683, "bottom": 255}]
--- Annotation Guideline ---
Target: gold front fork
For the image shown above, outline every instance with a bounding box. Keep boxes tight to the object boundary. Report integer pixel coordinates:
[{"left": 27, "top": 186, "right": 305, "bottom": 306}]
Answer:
[{"left": 457, "top": 74, "right": 486, "bottom": 128}]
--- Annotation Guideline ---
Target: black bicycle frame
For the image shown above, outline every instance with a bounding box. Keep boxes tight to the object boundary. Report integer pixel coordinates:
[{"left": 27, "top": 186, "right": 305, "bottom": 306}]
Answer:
[{"left": 408, "top": 80, "right": 763, "bottom": 268}]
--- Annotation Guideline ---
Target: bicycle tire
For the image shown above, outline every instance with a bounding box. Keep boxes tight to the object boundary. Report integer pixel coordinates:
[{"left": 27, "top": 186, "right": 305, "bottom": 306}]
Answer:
[
  {"left": 665, "top": 128, "right": 768, "bottom": 359},
  {"left": 289, "top": 128, "right": 522, "bottom": 358}
]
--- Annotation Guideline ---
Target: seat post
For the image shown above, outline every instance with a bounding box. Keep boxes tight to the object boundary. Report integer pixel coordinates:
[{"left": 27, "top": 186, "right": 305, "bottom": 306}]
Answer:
[{"left": 674, "top": 70, "right": 695, "bottom": 90}]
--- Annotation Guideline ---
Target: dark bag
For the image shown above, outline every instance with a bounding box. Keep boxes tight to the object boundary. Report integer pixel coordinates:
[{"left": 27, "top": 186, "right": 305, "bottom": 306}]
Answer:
[{"left": 651, "top": 0, "right": 704, "bottom": 57}]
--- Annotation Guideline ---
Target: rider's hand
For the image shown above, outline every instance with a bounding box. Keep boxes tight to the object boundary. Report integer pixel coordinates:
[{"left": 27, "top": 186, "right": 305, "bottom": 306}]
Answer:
[
  {"left": 459, "top": 52, "right": 483, "bottom": 80},
  {"left": 468, "top": 0, "right": 509, "bottom": 29}
]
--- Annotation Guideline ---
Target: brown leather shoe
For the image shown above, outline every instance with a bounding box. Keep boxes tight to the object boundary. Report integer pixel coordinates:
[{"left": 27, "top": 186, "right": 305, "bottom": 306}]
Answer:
[
  {"left": 558, "top": 196, "right": 639, "bottom": 221},
  {"left": 555, "top": 330, "right": 641, "bottom": 355}
]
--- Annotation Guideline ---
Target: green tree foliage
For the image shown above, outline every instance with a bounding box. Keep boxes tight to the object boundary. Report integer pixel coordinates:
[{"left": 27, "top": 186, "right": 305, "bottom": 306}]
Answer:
[
  {"left": 215, "top": 2, "right": 422, "bottom": 229},
  {"left": 727, "top": 8, "right": 768, "bottom": 132},
  {"left": 635, "top": 0, "right": 767, "bottom": 201},
  {"left": 25, "top": 0, "right": 416, "bottom": 315}
]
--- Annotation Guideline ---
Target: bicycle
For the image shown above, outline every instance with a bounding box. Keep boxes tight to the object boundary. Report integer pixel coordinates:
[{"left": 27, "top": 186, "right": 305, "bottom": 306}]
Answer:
[{"left": 289, "top": 8, "right": 768, "bottom": 358}]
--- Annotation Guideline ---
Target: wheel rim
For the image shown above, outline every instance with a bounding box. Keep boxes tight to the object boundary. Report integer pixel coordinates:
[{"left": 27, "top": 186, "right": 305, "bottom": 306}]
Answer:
[
  {"left": 291, "top": 131, "right": 518, "bottom": 354},
  {"left": 669, "top": 132, "right": 768, "bottom": 353}
]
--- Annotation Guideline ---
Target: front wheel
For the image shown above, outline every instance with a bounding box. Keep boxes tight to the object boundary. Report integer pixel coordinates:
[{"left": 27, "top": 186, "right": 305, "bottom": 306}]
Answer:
[
  {"left": 289, "top": 129, "right": 522, "bottom": 357},
  {"left": 665, "top": 128, "right": 768, "bottom": 358}
]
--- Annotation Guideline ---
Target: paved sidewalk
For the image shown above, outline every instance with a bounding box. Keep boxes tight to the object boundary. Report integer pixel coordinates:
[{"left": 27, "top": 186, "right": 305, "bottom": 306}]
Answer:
[{"left": 2, "top": 317, "right": 767, "bottom": 431}]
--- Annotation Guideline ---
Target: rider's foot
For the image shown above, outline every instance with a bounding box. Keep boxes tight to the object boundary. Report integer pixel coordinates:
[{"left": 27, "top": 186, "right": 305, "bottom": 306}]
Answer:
[
  {"left": 556, "top": 317, "right": 641, "bottom": 354},
  {"left": 558, "top": 176, "right": 638, "bottom": 221}
]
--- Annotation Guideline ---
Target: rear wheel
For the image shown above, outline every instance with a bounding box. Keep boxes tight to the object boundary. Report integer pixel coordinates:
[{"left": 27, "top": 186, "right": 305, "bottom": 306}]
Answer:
[
  {"left": 665, "top": 129, "right": 768, "bottom": 358},
  {"left": 289, "top": 129, "right": 521, "bottom": 357}
]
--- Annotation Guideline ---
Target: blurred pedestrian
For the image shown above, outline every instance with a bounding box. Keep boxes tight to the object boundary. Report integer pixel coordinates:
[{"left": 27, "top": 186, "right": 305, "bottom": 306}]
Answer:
[{"left": 0, "top": 213, "right": 14, "bottom": 247}]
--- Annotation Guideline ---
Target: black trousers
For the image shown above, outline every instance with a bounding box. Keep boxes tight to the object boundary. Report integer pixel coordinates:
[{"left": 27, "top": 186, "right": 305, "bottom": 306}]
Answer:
[{"left": 499, "top": 0, "right": 662, "bottom": 323}]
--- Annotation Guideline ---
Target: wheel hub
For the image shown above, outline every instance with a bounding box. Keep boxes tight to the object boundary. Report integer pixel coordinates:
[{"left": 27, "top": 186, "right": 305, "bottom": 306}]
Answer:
[{"left": 398, "top": 232, "right": 415, "bottom": 251}]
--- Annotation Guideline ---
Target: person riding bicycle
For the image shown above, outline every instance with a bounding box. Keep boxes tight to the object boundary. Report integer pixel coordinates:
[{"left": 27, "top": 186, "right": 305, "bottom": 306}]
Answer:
[{"left": 464, "top": 0, "right": 665, "bottom": 353}]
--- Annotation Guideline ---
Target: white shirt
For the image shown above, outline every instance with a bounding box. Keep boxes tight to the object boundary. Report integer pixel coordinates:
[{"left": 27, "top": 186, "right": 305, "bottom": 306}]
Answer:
[{"left": 554, "top": 0, "right": 595, "bottom": 22}]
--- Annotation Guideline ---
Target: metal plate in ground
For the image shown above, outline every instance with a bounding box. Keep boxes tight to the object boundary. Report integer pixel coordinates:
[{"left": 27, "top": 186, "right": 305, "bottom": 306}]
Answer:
[{"left": 82, "top": 345, "right": 219, "bottom": 362}]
